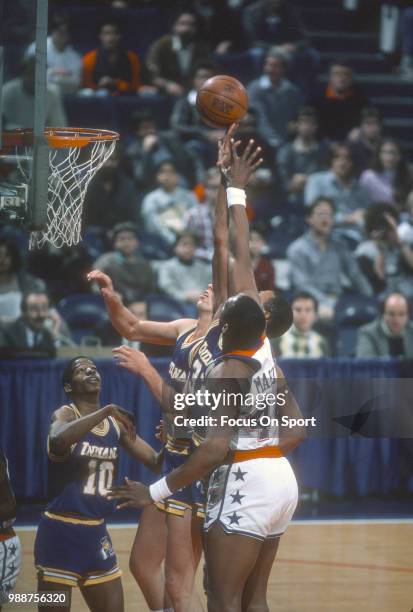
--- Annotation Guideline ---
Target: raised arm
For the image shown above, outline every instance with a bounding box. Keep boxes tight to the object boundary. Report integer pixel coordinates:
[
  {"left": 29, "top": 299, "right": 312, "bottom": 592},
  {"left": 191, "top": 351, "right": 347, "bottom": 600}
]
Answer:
[
  {"left": 226, "top": 139, "right": 263, "bottom": 303},
  {"left": 87, "top": 270, "right": 196, "bottom": 344}
]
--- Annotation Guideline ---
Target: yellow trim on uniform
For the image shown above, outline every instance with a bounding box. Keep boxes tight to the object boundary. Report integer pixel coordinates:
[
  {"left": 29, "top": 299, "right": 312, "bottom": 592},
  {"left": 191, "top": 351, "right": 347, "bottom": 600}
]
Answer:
[
  {"left": 155, "top": 498, "right": 193, "bottom": 516},
  {"left": 39, "top": 566, "right": 82, "bottom": 578},
  {"left": 41, "top": 575, "right": 78, "bottom": 587},
  {"left": 44, "top": 511, "right": 104, "bottom": 526},
  {"left": 82, "top": 569, "right": 122, "bottom": 587},
  {"left": 109, "top": 416, "right": 121, "bottom": 439}
]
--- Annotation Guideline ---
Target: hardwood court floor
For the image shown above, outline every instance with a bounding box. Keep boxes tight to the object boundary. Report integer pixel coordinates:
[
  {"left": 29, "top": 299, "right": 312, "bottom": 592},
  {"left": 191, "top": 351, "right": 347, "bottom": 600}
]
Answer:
[{"left": 7, "top": 521, "right": 413, "bottom": 611}]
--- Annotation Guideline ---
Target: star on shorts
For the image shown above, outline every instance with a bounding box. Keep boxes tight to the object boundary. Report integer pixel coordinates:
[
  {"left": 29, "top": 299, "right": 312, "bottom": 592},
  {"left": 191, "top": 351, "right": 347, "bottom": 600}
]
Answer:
[
  {"left": 8, "top": 543, "right": 17, "bottom": 557},
  {"left": 233, "top": 467, "right": 247, "bottom": 481},
  {"left": 230, "top": 490, "right": 245, "bottom": 505},
  {"left": 228, "top": 511, "right": 241, "bottom": 525}
]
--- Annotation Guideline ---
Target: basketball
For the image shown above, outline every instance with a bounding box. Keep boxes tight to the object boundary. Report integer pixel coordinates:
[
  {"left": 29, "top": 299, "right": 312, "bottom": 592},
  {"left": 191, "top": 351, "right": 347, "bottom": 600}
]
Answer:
[{"left": 196, "top": 75, "right": 248, "bottom": 128}]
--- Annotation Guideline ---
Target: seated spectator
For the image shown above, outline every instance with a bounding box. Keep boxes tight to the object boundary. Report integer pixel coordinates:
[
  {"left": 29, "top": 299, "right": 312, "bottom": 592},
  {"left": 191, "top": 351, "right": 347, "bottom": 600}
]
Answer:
[
  {"left": 141, "top": 161, "right": 198, "bottom": 247},
  {"left": 26, "top": 12, "right": 82, "bottom": 94},
  {"left": 126, "top": 110, "right": 199, "bottom": 190},
  {"left": 249, "top": 227, "right": 275, "bottom": 291},
  {"left": 0, "top": 238, "right": 45, "bottom": 322},
  {"left": 313, "top": 60, "right": 368, "bottom": 141},
  {"left": 146, "top": 11, "right": 211, "bottom": 95},
  {"left": 2, "top": 56, "right": 67, "bottom": 129},
  {"left": 347, "top": 107, "right": 382, "bottom": 176},
  {"left": 360, "top": 140, "right": 413, "bottom": 208},
  {"left": 277, "top": 106, "right": 330, "bottom": 206},
  {"left": 355, "top": 203, "right": 413, "bottom": 298},
  {"left": 236, "top": 108, "right": 274, "bottom": 168},
  {"left": 247, "top": 47, "right": 304, "bottom": 149},
  {"left": 158, "top": 232, "right": 211, "bottom": 304},
  {"left": 92, "top": 222, "right": 156, "bottom": 304},
  {"left": 287, "top": 198, "right": 372, "bottom": 320},
  {"left": 183, "top": 167, "right": 220, "bottom": 261},
  {"left": 82, "top": 20, "right": 141, "bottom": 95},
  {"left": 356, "top": 292, "right": 413, "bottom": 358},
  {"left": 193, "top": 0, "right": 245, "bottom": 53},
  {"left": 0, "top": 291, "right": 60, "bottom": 357},
  {"left": 305, "top": 144, "right": 371, "bottom": 233},
  {"left": 83, "top": 146, "right": 138, "bottom": 231},
  {"left": 170, "top": 61, "right": 225, "bottom": 167},
  {"left": 273, "top": 291, "right": 329, "bottom": 357}
]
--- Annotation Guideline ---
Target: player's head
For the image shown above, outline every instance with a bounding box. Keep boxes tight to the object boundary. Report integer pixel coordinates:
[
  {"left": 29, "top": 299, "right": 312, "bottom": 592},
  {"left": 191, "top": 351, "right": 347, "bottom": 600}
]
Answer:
[
  {"left": 220, "top": 294, "right": 266, "bottom": 353},
  {"left": 112, "top": 222, "right": 139, "bottom": 257},
  {"left": 62, "top": 357, "right": 101, "bottom": 397},
  {"left": 196, "top": 284, "right": 214, "bottom": 315},
  {"left": 259, "top": 291, "right": 293, "bottom": 338},
  {"left": 292, "top": 291, "right": 318, "bottom": 333},
  {"left": 21, "top": 291, "right": 51, "bottom": 331},
  {"left": 99, "top": 20, "right": 122, "bottom": 50}
]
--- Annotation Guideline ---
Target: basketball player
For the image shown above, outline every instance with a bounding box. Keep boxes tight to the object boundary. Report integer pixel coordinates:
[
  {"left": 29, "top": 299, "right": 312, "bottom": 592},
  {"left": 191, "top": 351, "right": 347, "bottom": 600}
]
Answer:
[
  {"left": 108, "top": 140, "right": 306, "bottom": 612},
  {"left": 34, "top": 357, "right": 164, "bottom": 612},
  {"left": 0, "top": 450, "right": 21, "bottom": 609}
]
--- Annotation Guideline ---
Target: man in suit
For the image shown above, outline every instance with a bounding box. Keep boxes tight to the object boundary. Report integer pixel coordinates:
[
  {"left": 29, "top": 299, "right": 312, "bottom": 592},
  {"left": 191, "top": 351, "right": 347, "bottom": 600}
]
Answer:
[
  {"left": 0, "top": 291, "right": 57, "bottom": 357},
  {"left": 356, "top": 292, "right": 413, "bottom": 358}
]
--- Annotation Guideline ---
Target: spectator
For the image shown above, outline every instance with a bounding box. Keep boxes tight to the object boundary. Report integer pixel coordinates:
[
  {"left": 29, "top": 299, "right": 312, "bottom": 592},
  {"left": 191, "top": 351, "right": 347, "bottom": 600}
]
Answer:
[
  {"left": 400, "top": 7, "right": 413, "bottom": 80},
  {"left": 273, "top": 291, "right": 329, "bottom": 357},
  {"left": 2, "top": 56, "right": 67, "bottom": 129},
  {"left": 92, "top": 222, "right": 156, "bottom": 304},
  {"left": 355, "top": 203, "right": 413, "bottom": 298},
  {"left": 247, "top": 48, "right": 305, "bottom": 149},
  {"left": 360, "top": 140, "right": 413, "bottom": 208},
  {"left": 305, "top": 144, "right": 371, "bottom": 233},
  {"left": 170, "top": 61, "right": 225, "bottom": 167},
  {"left": 356, "top": 292, "right": 413, "bottom": 358},
  {"left": 158, "top": 232, "right": 211, "bottom": 304},
  {"left": 236, "top": 107, "right": 274, "bottom": 168},
  {"left": 26, "top": 13, "right": 82, "bottom": 94},
  {"left": 193, "top": 0, "right": 245, "bottom": 53},
  {"left": 146, "top": 11, "right": 211, "bottom": 95},
  {"left": 287, "top": 198, "right": 372, "bottom": 320},
  {"left": 0, "top": 238, "right": 45, "bottom": 322},
  {"left": 347, "top": 107, "right": 383, "bottom": 176},
  {"left": 83, "top": 146, "right": 138, "bottom": 231},
  {"left": 277, "top": 106, "right": 330, "bottom": 206},
  {"left": 141, "top": 161, "right": 198, "bottom": 247},
  {"left": 183, "top": 167, "right": 220, "bottom": 261},
  {"left": 313, "top": 60, "right": 368, "bottom": 141},
  {"left": 398, "top": 191, "right": 413, "bottom": 246},
  {"left": 243, "top": 0, "right": 304, "bottom": 48},
  {"left": 125, "top": 110, "right": 199, "bottom": 190},
  {"left": 82, "top": 20, "right": 141, "bottom": 94},
  {"left": 249, "top": 227, "right": 276, "bottom": 291},
  {"left": 0, "top": 291, "right": 58, "bottom": 357}
]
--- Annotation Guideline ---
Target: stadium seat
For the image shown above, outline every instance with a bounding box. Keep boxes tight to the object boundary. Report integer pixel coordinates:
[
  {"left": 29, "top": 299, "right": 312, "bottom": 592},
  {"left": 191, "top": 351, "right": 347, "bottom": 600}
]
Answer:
[
  {"left": 56, "top": 294, "right": 108, "bottom": 344},
  {"left": 335, "top": 295, "right": 379, "bottom": 357},
  {"left": 146, "top": 294, "right": 188, "bottom": 322},
  {"left": 81, "top": 227, "right": 109, "bottom": 262}
]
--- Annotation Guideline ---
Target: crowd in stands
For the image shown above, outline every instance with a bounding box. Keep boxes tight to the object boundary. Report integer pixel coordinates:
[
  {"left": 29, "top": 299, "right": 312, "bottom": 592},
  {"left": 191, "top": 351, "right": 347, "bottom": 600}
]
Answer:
[{"left": 1, "top": 0, "right": 413, "bottom": 360}]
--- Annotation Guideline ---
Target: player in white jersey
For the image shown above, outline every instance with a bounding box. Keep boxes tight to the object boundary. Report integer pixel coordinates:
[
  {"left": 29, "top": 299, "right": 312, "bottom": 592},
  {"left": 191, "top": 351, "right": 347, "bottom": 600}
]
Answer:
[
  {"left": 109, "top": 137, "right": 306, "bottom": 612},
  {"left": 0, "top": 450, "right": 21, "bottom": 609}
]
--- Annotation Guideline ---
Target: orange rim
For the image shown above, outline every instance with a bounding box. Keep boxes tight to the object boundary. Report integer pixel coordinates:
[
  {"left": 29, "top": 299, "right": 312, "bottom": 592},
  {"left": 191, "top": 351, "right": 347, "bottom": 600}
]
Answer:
[{"left": 1, "top": 127, "right": 119, "bottom": 150}]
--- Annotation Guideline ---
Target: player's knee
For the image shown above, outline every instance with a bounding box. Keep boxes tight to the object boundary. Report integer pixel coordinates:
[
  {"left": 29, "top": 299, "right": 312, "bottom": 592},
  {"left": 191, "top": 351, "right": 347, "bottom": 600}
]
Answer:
[
  {"left": 129, "top": 552, "right": 148, "bottom": 583},
  {"left": 207, "top": 588, "right": 241, "bottom": 612}
]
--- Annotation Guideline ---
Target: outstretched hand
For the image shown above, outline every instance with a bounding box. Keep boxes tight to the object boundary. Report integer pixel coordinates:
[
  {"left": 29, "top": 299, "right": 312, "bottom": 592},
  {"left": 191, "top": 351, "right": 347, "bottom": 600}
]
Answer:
[
  {"left": 217, "top": 123, "right": 239, "bottom": 175},
  {"left": 104, "top": 404, "right": 136, "bottom": 441},
  {"left": 87, "top": 269, "right": 118, "bottom": 301},
  {"left": 112, "top": 345, "right": 150, "bottom": 376},
  {"left": 226, "top": 139, "right": 264, "bottom": 189},
  {"left": 107, "top": 477, "right": 153, "bottom": 509}
]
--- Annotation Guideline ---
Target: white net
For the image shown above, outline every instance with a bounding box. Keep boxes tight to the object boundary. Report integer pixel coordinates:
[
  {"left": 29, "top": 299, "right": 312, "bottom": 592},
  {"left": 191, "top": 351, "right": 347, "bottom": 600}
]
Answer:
[{"left": 2, "top": 129, "right": 117, "bottom": 249}]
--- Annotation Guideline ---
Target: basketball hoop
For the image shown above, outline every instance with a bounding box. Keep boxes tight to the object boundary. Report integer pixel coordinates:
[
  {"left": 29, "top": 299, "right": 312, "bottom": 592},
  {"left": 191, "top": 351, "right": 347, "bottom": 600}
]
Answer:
[{"left": 0, "top": 127, "right": 119, "bottom": 248}]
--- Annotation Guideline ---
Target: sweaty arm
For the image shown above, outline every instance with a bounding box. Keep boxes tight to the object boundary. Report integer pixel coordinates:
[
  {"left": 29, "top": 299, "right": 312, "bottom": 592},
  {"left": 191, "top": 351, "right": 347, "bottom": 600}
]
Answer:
[
  {"left": 88, "top": 269, "right": 196, "bottom": 344},
  {"left": 226, "top": 140, "right": 263, "bottom": 303},
  {"left": 121, "top": 434, "right": 164, "bottom": 474},
  {"left": 48, "top": 403, "right": 135, "bottom": 457}
]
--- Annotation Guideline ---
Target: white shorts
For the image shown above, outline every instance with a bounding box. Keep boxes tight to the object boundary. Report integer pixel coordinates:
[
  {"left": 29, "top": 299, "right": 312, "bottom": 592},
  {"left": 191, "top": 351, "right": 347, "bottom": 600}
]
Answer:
[
  {"left": 204, "top": 457, "right": 298, "bottom": 541},
  {"left": 0, "top": 534, "right": 21, "bottom": 604}
]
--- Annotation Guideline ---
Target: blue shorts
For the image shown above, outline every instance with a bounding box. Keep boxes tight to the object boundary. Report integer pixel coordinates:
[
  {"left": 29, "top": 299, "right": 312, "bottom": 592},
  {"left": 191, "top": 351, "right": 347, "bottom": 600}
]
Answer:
[
  {"left": 155, "top": 445, "right": 205, "bottom": 519},
  {"left": 34, "top": 513, "right": 121, "bottom": 588}
]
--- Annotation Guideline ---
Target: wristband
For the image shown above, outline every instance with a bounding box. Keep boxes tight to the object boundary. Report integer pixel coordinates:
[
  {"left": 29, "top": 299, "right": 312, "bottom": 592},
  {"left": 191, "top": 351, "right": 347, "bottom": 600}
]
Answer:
[
  {"left": 226, "top": 187, "right": 246, "bottom": 208},
  {"left": 149, "top": 476, "right": 172, "bottom": 503}
]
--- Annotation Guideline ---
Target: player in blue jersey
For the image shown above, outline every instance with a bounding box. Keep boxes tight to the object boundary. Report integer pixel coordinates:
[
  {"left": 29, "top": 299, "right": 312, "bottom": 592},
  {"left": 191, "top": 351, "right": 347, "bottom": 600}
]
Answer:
[
  {"left": 34, "top": 356, "right": 163, "bottom": 612},
  {"left": 0, "top": 450, "right": 21, "bottom": 609}
]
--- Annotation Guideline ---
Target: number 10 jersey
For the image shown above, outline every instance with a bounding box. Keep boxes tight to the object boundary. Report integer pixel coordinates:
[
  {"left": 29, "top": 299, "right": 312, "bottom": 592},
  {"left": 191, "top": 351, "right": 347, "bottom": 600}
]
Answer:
[{"left": 46, "top": 404, "right": 120, "bottom": 520}]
